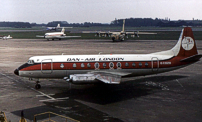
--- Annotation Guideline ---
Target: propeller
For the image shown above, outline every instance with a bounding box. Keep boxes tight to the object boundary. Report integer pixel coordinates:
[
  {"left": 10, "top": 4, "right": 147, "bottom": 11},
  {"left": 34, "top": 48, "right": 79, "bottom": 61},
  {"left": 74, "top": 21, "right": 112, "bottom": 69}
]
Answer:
[{"left": 125, "top": 34, "right": 128, "bottom": 38}]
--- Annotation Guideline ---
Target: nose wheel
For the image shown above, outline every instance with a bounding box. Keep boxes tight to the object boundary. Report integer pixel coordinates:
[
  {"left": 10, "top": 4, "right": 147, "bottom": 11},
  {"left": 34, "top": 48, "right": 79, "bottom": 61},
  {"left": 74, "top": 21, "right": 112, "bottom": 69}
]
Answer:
[{"left": 35, "top": 81, "right": 41, "bottom": 89}]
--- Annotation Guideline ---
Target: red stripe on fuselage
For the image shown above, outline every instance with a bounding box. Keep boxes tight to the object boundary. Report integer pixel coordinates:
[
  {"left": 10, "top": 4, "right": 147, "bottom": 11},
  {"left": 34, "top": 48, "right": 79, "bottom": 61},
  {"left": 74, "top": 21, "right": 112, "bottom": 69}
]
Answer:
[{"left": 19, "top": 56, "right": 195, "bottom": 71}]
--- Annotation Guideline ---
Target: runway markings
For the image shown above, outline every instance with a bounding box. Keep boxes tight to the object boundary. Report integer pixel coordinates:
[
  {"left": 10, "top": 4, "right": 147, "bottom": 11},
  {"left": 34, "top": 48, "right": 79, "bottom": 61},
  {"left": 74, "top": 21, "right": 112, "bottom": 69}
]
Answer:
[
  {"left": 39, "top": 97, "right": 69, "bottom": 102},
  {"left": 176, "top": 79, "right": 184, "bottom": 88},
  {"left": 36, "top": 94, "right": 55, "bottom": 97}
]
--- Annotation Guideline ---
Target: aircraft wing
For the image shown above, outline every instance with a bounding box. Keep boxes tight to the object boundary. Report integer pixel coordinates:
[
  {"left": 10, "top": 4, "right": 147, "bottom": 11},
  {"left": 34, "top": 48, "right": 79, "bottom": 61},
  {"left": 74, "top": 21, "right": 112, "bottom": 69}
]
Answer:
[
  {"left": 125, "top": 32, "right": 157, "bottom": 35},
  {"left": 96, "top": 74, "right": 122, "bottom": 84},
  {"left": 82, "top": 31, "right": 113, "bottom": 34},
  {"left": 57, "top": 36, "right": 81, "bottom": 39},
  {"left": 89, "top": 71, "right": 132, "bottom": 84},
  {"left": 57, "top": 27, "right": 73, "bottom": 29},
  {"left": 36, "top": 35, "right": 45, "bottom": 38},
  {"left": 82, "top": 31, "right": 114, "bottom": 37},
  {"left": 64, "top": 71, "right": 131, "bottom": 84}
]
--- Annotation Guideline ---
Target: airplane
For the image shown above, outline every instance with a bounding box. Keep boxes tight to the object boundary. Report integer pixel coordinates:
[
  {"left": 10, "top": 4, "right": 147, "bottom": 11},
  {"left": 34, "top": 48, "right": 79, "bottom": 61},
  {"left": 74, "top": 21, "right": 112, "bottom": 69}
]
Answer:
[
  {"left": 36, "top": 27, "right": 81, "bottom": 41},
  {"left": 0, "top": 35, "right": 13, "bottom": 40},
  {"left": 83, "top": 19, "right": 156, "bottom": 42},
  {"left": 14, "top": 27, "right": 202, "bottom": 89},
  {"left": 46, "top": 24, "right": 73, "bottom": 31}
]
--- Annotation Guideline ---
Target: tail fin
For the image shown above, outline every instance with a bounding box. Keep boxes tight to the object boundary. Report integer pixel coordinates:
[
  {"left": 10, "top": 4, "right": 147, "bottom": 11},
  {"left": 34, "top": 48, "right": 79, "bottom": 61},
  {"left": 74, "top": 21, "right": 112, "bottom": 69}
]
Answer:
[
  {"left": 122, "top": 19, "right": 125, "bottom": 32},
  {"left": 61, "top": 27, "right": 65, "bottom": 33},
  {"left": 57, "top": 24, "right": 60, "bottom": 28},
  {"left": 171, "top": 27, "right": 198, "bottom": 58},
  {"left": 8, "top": 35, "right": 10, "bottom": 37}
]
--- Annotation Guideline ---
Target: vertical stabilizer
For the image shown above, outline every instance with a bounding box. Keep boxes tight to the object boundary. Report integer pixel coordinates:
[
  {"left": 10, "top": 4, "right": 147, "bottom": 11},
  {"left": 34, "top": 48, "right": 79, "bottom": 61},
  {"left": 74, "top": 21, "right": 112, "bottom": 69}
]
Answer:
[
  {"left": 57, "top": 24, "right": 60, "bottom": 28},
  {"left": 122, "top": 19, "right": 125, "bottom": 32},
  {"left": 171, "top": 27, "right": 198, "bottom": 58},
  {"left": 61, "top": 27, "right": 65, "bottom": 33}
]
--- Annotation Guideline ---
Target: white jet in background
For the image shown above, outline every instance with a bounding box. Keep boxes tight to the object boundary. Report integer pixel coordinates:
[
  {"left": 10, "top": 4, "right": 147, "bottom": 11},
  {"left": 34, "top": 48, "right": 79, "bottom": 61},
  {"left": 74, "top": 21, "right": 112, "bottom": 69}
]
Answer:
[{"left": 36, "top": 27, "right": 81, "bottom": 41}]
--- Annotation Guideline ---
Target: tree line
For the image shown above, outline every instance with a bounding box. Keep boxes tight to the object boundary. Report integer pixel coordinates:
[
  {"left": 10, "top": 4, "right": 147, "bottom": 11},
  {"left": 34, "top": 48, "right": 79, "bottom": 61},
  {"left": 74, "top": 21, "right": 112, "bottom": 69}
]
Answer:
[{"left": 1, "top": 18, "right": 202, "bottom": 28}]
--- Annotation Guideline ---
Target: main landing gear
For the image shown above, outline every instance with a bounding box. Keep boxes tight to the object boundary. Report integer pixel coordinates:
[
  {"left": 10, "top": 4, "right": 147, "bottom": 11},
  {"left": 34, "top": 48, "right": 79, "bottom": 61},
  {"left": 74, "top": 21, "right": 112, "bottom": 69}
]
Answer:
[{"left": 35, "top": 80, "right": 41, "bottom": 89}]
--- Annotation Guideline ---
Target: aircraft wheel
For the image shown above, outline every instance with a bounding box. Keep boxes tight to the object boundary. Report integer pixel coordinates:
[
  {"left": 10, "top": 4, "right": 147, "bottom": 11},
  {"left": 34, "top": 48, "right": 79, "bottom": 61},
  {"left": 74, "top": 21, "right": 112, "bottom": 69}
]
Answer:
[{"left": 35, "top": 84, "right": 41, "bottom": 89}]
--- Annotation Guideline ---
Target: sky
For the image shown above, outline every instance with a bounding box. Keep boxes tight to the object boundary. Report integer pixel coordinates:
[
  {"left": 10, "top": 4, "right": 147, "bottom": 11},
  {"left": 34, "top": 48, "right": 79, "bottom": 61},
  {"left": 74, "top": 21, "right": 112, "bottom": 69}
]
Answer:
[{"left": 0, "top": 0, "right": 201, "bottom": 24}]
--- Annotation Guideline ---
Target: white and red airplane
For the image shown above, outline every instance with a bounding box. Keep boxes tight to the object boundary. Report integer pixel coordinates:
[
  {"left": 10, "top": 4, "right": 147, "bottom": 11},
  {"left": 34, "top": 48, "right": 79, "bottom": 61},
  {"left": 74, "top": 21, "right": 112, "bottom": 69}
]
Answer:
[
  {"left": 36, "top": 27, "right": 81, "bottom": 41},
  {"left": 14, "top": 27, "right": 202, "bottom": 89}
]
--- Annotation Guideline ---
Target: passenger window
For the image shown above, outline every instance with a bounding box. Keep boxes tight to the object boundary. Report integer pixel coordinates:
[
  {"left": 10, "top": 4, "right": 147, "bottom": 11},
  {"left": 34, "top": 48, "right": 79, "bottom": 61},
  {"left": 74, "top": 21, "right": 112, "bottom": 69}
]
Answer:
[
  {"left": 87, "top": 63, "right": 91, "bottom": 68},
  {"left": 81, "top": 63, "right": 85, "bottom": 68},
  {"left": 132, "top": 63, "right": 136, "bottom": 67},
  {"left": 103, "top": 63, "right": 107, "bottom": 68},
  {"left": 109, "top": 62, "right": 114, "bottom": 69},
  {"left": 94, "top": 62, "right": 99, "bottom": 69},
  {"left": 125, "top": 62, "right": 129, "bottom": 67},
  {"left": 145, "top": 62, "right": 149, "bottom": 67},
  {"left": 117, "top": 62, "right": 121, "bottom": 68},
  {"left": 139, "top": 62, "right": 142, "bottom": 67},
  {"left": 73, "top": 63, "right": 77, "bottom": 68}
]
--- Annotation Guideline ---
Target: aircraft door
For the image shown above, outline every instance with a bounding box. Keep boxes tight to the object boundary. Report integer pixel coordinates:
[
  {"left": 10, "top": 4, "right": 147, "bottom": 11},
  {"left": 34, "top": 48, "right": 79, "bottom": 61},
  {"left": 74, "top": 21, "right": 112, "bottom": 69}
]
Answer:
[
  {"left": 151, "top": 57, "right": 159, "bottom": 72},
  {"left": 41, "top": 59, "right": 53, "bottom": 74}
]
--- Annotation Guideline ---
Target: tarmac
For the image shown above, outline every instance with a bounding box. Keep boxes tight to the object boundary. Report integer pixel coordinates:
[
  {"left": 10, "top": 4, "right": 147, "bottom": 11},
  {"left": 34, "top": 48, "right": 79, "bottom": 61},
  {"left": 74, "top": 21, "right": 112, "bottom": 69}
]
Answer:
[{"left": 0, "top": 38, "right": 202, "bottom": 122}]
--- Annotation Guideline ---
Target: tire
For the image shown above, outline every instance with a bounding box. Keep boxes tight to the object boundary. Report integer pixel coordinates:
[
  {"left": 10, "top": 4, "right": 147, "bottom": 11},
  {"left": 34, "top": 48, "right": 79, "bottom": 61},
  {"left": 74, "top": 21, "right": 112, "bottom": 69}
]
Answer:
[{"left": 35, "top": 84, "right": 41, "bottom": 89}]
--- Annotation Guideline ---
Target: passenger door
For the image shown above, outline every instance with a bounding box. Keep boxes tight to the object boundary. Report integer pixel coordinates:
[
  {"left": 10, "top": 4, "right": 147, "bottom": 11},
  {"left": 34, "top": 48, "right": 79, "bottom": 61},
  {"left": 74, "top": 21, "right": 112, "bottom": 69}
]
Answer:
[
  {"left": 151, "top": 57, "right": 159, "bottom": 72},
  {"left": 41, "top": 59, "right": 53, "bottom": 74}
]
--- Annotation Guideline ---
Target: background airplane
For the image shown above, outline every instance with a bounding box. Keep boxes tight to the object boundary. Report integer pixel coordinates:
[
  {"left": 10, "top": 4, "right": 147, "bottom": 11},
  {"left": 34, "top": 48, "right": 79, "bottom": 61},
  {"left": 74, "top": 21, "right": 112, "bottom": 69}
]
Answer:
[
  {"left": 46, "top": 24, "right": 73, "bottom": 31},
  {"left": 36, "top": 27, "right": 81, "bottom": 41},
  {"left": 83, "top": 20, "right": 157, "bottom": 42},
  {"left": 15, "top": 27, "right": 201, "bottom": 89},
  {"left": 0, "top": 35, "right": 13, "bottom": 40}
]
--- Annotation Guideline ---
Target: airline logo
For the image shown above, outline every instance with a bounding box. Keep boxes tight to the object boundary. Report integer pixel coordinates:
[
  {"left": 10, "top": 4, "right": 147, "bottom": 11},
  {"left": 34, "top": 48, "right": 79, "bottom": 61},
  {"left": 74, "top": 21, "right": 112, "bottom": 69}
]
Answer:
[{"left": 182, "top": 37, "right": 194, "bottom": 50}]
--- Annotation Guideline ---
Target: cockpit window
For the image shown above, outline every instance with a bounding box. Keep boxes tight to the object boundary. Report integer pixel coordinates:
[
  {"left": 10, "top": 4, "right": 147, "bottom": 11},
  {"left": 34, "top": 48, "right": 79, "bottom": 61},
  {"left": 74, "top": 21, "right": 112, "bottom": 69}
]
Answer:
[{"left": 27, "top": 60, "right": 34, "bottom": 64}]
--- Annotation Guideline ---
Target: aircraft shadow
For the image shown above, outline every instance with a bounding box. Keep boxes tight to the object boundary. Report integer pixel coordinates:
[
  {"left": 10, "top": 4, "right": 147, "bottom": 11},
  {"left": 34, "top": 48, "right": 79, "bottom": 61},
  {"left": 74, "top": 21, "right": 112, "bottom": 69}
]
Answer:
[
  {"left": 11, "top": 75, "right": 186, "bottom": 121},
  {"left": 53, "top": 75, "right": 187, "bottom": 105}
]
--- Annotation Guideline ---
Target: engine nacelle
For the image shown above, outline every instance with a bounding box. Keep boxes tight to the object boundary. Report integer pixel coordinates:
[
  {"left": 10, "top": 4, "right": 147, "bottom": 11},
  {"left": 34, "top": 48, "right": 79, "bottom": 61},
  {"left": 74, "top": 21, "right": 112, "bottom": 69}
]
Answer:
[
  {"left": 95, "top": 32, "right": 100, "bottom": 37},
  {"left": 135, "top": 34, "right": 139, "bottom": 38}
]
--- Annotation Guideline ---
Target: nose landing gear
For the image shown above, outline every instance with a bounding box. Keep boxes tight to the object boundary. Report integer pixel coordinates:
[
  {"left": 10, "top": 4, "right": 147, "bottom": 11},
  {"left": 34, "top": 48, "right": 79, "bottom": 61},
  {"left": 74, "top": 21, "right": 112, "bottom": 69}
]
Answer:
[{"left": 35, "top": 80, "right": 41, "bottom": 89}]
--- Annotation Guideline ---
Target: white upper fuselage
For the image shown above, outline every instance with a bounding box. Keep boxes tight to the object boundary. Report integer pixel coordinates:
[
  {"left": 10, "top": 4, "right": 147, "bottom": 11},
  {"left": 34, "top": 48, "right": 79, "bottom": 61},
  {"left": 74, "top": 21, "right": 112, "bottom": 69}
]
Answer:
[{"left": 29, "top": 53, "right": 173, "bottom": 63}]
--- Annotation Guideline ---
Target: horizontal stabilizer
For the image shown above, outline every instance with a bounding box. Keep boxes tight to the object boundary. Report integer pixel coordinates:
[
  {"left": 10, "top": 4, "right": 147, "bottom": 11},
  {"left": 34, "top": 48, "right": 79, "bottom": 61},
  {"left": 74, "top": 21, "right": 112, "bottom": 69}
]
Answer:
[
  {"left": 36, "top": 35, "right": 44, "bottom": 38},
  {"left": 180, "top": 54, "right": 202, "bottom": 62}
]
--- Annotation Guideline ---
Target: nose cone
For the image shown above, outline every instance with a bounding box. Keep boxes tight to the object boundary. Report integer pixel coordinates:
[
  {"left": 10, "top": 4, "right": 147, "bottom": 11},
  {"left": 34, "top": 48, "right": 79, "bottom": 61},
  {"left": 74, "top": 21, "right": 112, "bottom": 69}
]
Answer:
[{"left": 14, "top": 69, "right": 19, "bottom": 76}]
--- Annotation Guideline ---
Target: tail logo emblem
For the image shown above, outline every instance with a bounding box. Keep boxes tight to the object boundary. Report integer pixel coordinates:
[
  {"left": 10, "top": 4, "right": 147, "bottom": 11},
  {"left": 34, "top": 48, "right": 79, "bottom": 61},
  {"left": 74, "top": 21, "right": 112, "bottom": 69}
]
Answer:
[{"left": 182, "top": 37, "right": 194, "bottom": 50}]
